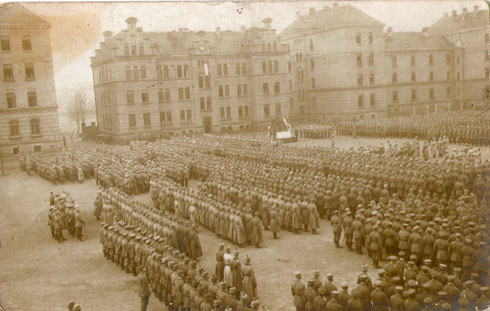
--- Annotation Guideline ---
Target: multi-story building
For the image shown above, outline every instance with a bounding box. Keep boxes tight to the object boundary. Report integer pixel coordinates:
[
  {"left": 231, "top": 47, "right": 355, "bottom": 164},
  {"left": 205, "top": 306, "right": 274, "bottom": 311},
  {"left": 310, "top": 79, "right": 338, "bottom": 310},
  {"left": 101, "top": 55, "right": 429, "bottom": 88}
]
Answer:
[
  {"left": 91, "top": 17, "right": 292, "bottom": 142},
  {"left": 0, "top": 3, "right": 61, "bottom": 155},
  {"left": 280, "top": 3, "right": 489, "bottom": 121}
]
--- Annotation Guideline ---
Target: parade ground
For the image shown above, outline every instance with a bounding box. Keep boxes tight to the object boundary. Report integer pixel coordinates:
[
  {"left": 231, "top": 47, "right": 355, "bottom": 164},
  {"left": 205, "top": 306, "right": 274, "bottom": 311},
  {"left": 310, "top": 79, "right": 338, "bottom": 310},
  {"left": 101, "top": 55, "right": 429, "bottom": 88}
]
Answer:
[{"left": 0, "top": 135, "right": 488, "bottom": 311}]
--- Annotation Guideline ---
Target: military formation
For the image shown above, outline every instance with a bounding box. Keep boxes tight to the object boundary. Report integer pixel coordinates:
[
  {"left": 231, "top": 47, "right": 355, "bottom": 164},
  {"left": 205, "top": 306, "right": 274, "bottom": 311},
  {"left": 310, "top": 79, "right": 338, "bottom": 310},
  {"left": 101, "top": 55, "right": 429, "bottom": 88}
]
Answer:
[
  {"left": 335, "top": 111, "right": 490, "bottom": 145},
  {"left": 98, "top": 186, "right": 262, "bottom": 310},
  {"left": 294, "top": 125, "right": 334, "bottom": 139},
  {"left": 48, "top": 191, "right": 86, "bottom": 242}
]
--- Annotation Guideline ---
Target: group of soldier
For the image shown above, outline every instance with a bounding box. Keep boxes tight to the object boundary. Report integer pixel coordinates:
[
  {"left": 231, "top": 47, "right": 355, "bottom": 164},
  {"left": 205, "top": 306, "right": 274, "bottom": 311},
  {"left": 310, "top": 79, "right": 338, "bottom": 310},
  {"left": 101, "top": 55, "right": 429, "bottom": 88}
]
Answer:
[
  {"left": 66, "top": 300, "right": 82, "bottom": 311},
  {"left": 335, "top": 111, "right": 490, "bottom": 145},
  {"left": 97, "top": 186, "right": 262, "bottom": 310},
  {"left": 293, "top": 125, "right": 335, "bottom": 139},
  {"left": 48, "top": 191, "right": 86, "bottom": 243}
]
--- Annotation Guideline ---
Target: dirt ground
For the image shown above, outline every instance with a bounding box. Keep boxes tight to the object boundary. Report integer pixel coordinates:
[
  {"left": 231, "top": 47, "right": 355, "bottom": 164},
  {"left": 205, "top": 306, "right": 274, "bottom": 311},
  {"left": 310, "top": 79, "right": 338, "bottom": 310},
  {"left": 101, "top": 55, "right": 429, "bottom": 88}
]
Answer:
[{"left": 0, "top": 136, "right": 488, "bottom": 311}]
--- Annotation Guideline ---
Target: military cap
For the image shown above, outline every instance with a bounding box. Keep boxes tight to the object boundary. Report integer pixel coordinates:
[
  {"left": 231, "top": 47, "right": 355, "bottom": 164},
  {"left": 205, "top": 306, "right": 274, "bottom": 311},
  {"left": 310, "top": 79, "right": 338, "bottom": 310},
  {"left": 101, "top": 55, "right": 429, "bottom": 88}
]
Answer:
[
  {"left": 423, "top": 297, "right": 433, "bottom": 304},
  {"left": 374, "top": 280, "right": 382, "bottom": 287},
  {"left": 359, "top": 274, "right": 368, "bottom": 280},
  {"left": 73, "top": 305, "right": 81, "bottom": 311},
  {"left": 481, "top": 286, "right": 489, "bottom": 292},
  {"left": 341, "top": 282, "right": 348, "bottom": 288},
  {"left": 326, "top": 273, "right": 333, "bottom": 278},
  {"left": 407, "top": 280, "right": 417, "bottom": 288},
  {"left": 331, "top": 291, "right": 339, "bottom": 296},
  {"left": 395, "top": 286, "right": 403, "bottom": 292},
  {"left": 406, "top": 289, "right": 416, "bottom": 296},
  {"left": 294, "top": 271, "right": 301, "bottom": 277}
]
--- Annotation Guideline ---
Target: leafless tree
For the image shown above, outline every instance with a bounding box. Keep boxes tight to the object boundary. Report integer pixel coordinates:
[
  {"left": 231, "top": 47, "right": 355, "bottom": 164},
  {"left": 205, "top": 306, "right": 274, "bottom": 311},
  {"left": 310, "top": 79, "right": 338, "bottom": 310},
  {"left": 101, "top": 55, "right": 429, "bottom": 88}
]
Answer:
[{"left": 67, "top": 89, "right": 90, "bottom": 133}]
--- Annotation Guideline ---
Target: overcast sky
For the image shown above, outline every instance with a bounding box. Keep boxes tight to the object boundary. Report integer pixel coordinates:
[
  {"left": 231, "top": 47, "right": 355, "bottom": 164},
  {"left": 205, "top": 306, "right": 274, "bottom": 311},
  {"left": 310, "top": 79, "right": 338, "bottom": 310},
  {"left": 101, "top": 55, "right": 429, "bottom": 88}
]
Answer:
[{"left": 20, "top": 0, "right": 487, "bottom": 114}]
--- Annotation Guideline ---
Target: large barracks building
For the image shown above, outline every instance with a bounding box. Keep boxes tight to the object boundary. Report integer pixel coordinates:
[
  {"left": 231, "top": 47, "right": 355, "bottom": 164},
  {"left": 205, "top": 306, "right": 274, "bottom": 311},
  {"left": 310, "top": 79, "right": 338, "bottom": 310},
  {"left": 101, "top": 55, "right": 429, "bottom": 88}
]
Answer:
[
  {"left": 91, "top": 17, "right": 293, "bottom": 142},
  {"left": 91, "top": 4, "right": 489, "bottom": 140}
]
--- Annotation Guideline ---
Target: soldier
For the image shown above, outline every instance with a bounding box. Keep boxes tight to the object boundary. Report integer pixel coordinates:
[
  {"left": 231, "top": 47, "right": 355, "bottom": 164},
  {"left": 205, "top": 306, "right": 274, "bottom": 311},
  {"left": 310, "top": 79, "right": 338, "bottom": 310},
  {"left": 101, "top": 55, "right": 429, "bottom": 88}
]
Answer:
[
  {"left": 292, "top": 271, "right": 306, "bottom": 311},
  {"left": 138, "top": 266, "right": 151, "bottom": 311},
  {"left": 241, "top": 256, "right": 257, "bottom": 301},
  {"left": 342, "top": 211, "right": 353, "bottom": 250},
  {"left": 338, "top": 282, "right": 352, "bottom": 310},
  {"left": 370, "top": 225, "right": 382, "bottom": 269},
  {"left": 74, "top": 208, "right": 85, "bottom": 241},
  {"left": 371, "top": 280, "right": 389, "bottom": 311},
  {"left": 331, "top": 211, "right": 342, "bottom": 248}
]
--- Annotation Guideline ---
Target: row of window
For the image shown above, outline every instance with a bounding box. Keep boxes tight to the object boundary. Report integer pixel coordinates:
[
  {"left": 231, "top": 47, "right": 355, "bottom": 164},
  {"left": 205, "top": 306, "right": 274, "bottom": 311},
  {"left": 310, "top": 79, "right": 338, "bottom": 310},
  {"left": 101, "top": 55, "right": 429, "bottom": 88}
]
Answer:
[
  {"left": 8, "top": 119, "right": 40, "bottom": 137},
  {"left": 0, "top": 35, "right": 32, "bottom": 52},
  {"left": 3, "top": 63, "right": 35, "bottom": 82},
  {"left": 11, "top": 145, "right": 42, "bottom": 155},
  {"left": 356, "top": 32, "right": 374, "bottom": 45},
  {"left": 127, "top": 111, "right": 191, "bottom": 128},
  {"left": 219, "top": 105, "right": 251, "bottom": 119},
  {"left": 5, "top": 91, "right": 38, "bottom": 108},
  {"left": 259, "top": 41, "right": 279, "bottom": 53},
  {"left": 217, "top": 63, "right": 248, "bottom": 77},
  {"left": 125, "top": 87, "right": 190, "bottom": 105},
  {"left": 261, "top": 61, "right": 279, "bottom": 74},
  {"left": 261, "top": 82, "right": 281, "bottom": 95}
]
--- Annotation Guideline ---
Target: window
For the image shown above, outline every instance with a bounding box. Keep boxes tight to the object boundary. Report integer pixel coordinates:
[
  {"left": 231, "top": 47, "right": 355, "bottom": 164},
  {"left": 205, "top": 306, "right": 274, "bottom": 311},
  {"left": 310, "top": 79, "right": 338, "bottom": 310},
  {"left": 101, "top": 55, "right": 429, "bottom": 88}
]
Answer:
[
  {"left": 369, "top": 74, "right": 375, "bottom": 86},
  {"left": 200, "top": 97, "right": 206, "bottom": 110},
  {"left": 368, "top": 32, "right": 373, "bottom": 44},
  {"left": 357, "top": 75, "right": 363, "bottom": 87},
  {"left": 297, "top": 70, "right": 304, "bottom": 82},
  {"left": 184, "top": 65, "right": 189, "bottom": 78},
  {"left": 220, "top": 107, "right": 225, "bottom": 119},
  {"left": 392, "top": 90, "right": 398, "bottom": 103},
  {"left": 140, "top": 66, "right": 146, "bottom": 79},
  {"left": 447, "top": 71, "right": 451, "bottom": 80},
  {"left": 429, "top": 54, "right": 433, "bottom": 65},
  {"left": 275, "top": 103, "right": 282, "bottom": 115},
  {"left": 268, "top": 61, "right": 273, "bottom": 73},
  {"left": 311, "top": 78, "right": 315, "bottom": 89},
  {"left": 12, "top": 147, "right": 19, "bottom": 155},
  {"left": 411, "top": 55, "right": 415, "bottom": 66},
  {"left": 27, "top": 91, "right": 37, "bottom": 107},
  {"left": 242, "top": 84, "right": 248, "bottom": 96},
  {"left": 241, "top": 63, "right": 246, "bottom": 75},
  {"left": 218, "top": 85, "right": 224, "bottom": 97},
  {"left": 166, "top": 111, "right": 172, "bottom": 123},
  {"left": 206, "top": 97, "right": 211, "bottom": 110},
  {"left": 429, "top": 71, "right": 434, "bottom": 81},
  {"left": 3, "top": 64, "right": 13, "bottom": 81},
  {"left": 217, "top": 63, "right": 222, "bottom": 76},
  {"left": 486, "top": 68, "right": 490, "bottom": 79},
  {"left": 199, "top": 76, "right": 204, "bottom": 88},
  {"left": 262, "top": 62, "right": 267, "bottom": 74},
  {"left": 237, "top": 84, "right": 242, "bottom": 97},
  {"left": 289, "top": 80, "right": 293, "bottom": 90},
  {"left": 368, "top": 53, "right": 374, "bottom": 66},
  {"left": 238, "top": 106, "right": 243, "bottom": 118},
  {"left": 128, "top": 114, "right": 136, "bottom": 128},
  {"left": 486, "top": 51, "right": 489, "bottom": 61},
  {"left": 446, "top": 87, "right": 451, "bottom": 97},
  {"left": 263, "top": 104, "right": 270, "bottom": 116},
  {"left": 446, "top": 54, "right": 451, "bottom": 65},
  {"left": 310, "top": 58, "right": 315, "bottom": 71},
  {"left": 223, "top": 64, "right": 228, "bottom": 76},
  {"left": 160, "top": 111, "right": 166, "bottom": 124},
  {"left": 6, "top": 92, "right": 16, "bottom": 108},
  {"left": 126, "top": 90, "right": 134, "bottom": 104},
  {"left": 411, "top": 89, "right": 417, "bottom": 101},
  {"left": 309, "top": 39, "right": 314, "bottom": 50},
  {"left": 274, "top": 82, "right": 280, "bottom": 94},
  {"left": 429, "top": 88, "right": 434, "bottom": 100},
  {"left": 1, "top": 36, "right": 10, "bottom": 51},
  {"left": 185, "top": 87, "right": 190, "bottom": 100},
  {"left": 486, "top": 33, "right": 489, "bottom": 43},
  {"left": 274, "top": 61, "right": 279, "bottom": 73},
  {"left": 370, "top": 94, "right": 376, "bottom": 107},
  {"left": 356, "top": 32, "right": 361, "bottom": 45},
  {"left": 164, "top": 88, "right": 171, "bottom": 102},
  {"left": 358, "top": 95, "right": 364, "bottom": 108},
  {"left": 225, "top": 85, "right": 229, "bottom": 97},
  {"left": 143, "top": 113, "right": 151, "bottom": 127},
  {"left": 177, "top": 65, "right": 183, "bottom": 78},
  {"left": 457, "top": 72, "right": 460, "bottom": 80},
  {"left": 158, "top": 89, "right": 164, "bottom": 104},
  {"left": 244, "top": 105, "right": 249, "bottom": 117},
  {"left": 456, "top": 56, "right": 460, "bottom": 64},
  {"left": 311, "top": 97, "right": 316, "bottom": 112},
  {"left": 288, "top": 61, "right": 291, "bottom": 73},
  {"left": 132, "top": 66, "right": 139, "bottom": 80},
  {"left": 131, "top": 45, "right": 136, "bottom": 56},
  {"left": 357, "top": 54, "right": 362, "bottom": 67},
  {"left": 392, "top": 73, "right": 397, "bottom": 84},
  {"left": 226, "top": 107, "right": 231, "bottom": 119},
  {"left": 25, "top": 63, "right": 35, "bottom": 79},
  {"left": 235, "top": 63, "right": 241, "bottom": 76},
  {"left": 391, "top": 55, "right": 397, "bottom": 68},
  {"left": 124, "top": 45, "right": 130, "bottom": 56},
  {"left": 9, "top": 120, "right": 19, "bottom": 137},
  {"left": 141, "top": 89, "right": 149, "bottom": 103},
  {"left": 30, "top": 119, "right": 40, "bottom": 135},
  {"left": 263, "top": 83, "right": 269, "bottom": 95},
  {"left": 411, "top": 72, "right": 416, "bottom": 82},
  {"left": 34, "top": 145, "right": 41, "bottom": 153},
  {"left": 125, "top": 66, "right": 131, "bottom": 80},
  {"left": 180, "top": 110, "right": 186, "bottom": 122},
  {"left": 178, "top": 87, "right": 184, "bottom": 100}
]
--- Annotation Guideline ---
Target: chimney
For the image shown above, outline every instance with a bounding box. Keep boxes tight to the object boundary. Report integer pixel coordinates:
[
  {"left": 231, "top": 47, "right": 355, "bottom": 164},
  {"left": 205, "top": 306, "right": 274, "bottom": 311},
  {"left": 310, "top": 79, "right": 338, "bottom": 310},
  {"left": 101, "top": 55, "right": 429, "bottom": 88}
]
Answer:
[
  {"left": 332, "top": 2, "right": 339, "bottom": 8},
  {"left": 443, "top": 12, "right": 448, "bottom": 17},
  {"left": 473, "top": 5, "right": 479, "bottom": 13},
  {"left": 125, "top": 17, "right": 138, "bottom": 31},
  {"left": 452, "top": 10, "right": 457, "bottom": 19},
  {"left": 296, "top": 11, "right": 301, "bottom": 19},
  {"left": 262, "top": 17, "right": 273, "bottom": 30},
  {"left": 309, "top": 7, "right": 316, "bottom": 15},
  {"left": 422, "top": 27, "right": 429, "bottom": 37}
]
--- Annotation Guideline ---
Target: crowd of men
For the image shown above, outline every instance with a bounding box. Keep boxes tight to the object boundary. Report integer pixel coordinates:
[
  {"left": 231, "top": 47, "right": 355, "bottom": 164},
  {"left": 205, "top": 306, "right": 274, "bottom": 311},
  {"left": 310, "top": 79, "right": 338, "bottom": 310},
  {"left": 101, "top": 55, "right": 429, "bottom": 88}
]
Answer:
[
  {"left": 293, "top": 125, "right": 334, "bottom": 139},
  {"left": 48, "top": 191, "right": 86, "bottom": 242},
  {"left": 98, "top": 187, "right": 262, "bottom": 310},
  {"left": 335, "top": 111, "right": 490, "bottom": 145}
]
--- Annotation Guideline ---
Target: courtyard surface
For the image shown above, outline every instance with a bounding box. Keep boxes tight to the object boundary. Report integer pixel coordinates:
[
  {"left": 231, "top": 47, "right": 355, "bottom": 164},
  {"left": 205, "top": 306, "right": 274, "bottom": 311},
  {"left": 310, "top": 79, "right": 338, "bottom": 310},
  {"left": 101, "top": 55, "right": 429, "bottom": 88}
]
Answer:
[{"left": 0, "top": 136, "right": 488, "bottom": 311}]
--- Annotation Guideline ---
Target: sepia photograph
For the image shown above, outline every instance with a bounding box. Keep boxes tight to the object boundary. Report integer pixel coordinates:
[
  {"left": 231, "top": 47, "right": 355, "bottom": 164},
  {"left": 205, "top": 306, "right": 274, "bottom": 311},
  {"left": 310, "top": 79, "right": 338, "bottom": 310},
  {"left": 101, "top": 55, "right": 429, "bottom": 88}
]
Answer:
[{"left": 0, "top": 0, "right": 489, "bottom": 310}]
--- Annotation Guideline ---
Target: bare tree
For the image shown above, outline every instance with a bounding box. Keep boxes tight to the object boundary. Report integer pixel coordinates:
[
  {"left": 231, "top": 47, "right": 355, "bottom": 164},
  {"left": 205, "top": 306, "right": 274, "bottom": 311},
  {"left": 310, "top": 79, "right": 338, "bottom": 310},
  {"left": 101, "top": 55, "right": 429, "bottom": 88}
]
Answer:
[{"left": 67, "top": 89, "right": 90, "bottom": 134}]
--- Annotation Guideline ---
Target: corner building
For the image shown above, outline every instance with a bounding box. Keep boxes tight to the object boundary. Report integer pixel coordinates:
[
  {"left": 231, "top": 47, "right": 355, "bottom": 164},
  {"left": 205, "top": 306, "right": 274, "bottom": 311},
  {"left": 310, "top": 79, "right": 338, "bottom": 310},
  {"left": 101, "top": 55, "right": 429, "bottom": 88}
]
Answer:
[
  {"left": 91, "top": 18, "right": 293, "bottom": 142},
  {"left": 280, "top": 4, "right": 489, "bottom": 121},
  {"left": 0, "top": 3, "right": 61, "bottom": 155}
]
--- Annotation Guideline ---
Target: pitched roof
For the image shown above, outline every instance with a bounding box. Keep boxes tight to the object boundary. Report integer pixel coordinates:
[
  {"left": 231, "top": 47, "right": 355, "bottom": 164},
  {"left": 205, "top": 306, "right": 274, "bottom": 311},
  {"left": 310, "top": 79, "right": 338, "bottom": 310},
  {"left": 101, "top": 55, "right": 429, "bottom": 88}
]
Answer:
[
  {"left": 279, "top": 4, "right": 384, "bottom": 38},
  {"left": 428, "top": 9, "right": 488, "bottom": 35},
  {"left": 0, "top": 3, "right": 49, "bottom": 26},
  {"left": 384, "top": 32, "right": 454, "bottom": 50}
]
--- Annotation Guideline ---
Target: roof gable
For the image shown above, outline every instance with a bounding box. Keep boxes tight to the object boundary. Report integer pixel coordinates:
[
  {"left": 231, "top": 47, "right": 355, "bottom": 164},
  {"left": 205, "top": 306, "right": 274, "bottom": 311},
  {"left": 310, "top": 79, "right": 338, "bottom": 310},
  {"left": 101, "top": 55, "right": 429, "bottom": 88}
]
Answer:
[{"left": 0, "top": 3, "right": 49, "bottom": 26}]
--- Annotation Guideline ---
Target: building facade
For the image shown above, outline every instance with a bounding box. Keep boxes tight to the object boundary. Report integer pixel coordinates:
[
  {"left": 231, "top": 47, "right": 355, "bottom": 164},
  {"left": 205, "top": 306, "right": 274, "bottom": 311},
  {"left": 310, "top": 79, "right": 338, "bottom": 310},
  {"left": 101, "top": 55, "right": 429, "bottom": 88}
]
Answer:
[
  {"left": 91, "top": 18, "right": 293, "bottom": 142},
  {"left": 0, "top": 3, "right": 61, "bottom": 156},
  {"left": 280, "top": 4, "right": 489, "bottom": 121}
]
